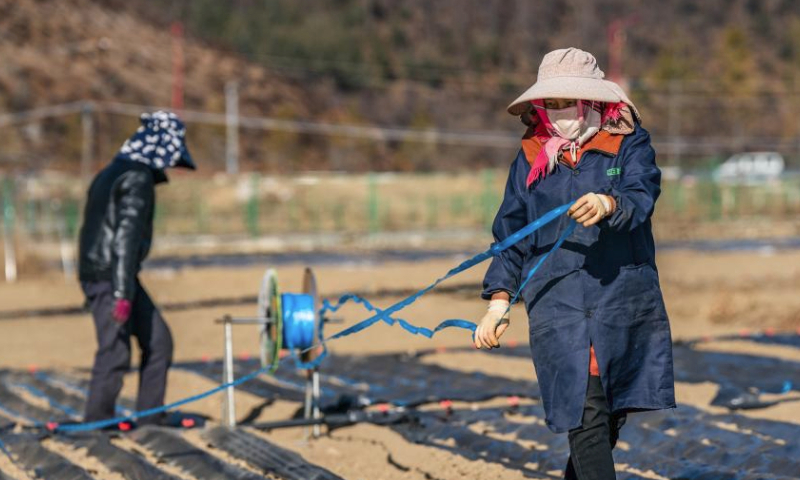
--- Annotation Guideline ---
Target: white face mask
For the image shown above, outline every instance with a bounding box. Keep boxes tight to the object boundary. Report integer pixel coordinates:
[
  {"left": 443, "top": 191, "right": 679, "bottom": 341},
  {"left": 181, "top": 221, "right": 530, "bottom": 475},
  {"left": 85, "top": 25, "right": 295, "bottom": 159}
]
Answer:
[{"left": 546, "top": 106, "right": 582, "bottom": 140}]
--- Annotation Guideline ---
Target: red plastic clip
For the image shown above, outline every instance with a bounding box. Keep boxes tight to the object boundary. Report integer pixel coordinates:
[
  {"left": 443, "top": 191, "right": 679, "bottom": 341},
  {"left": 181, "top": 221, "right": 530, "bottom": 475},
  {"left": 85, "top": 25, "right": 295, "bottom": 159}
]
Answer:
[
  {"left": 377, "top": 403, "right": 390, "bottom": 413},
  {"left": 181, "top": 418, "right": 196, "bottom": 428},
  {"left": 439, "top": 400, "right": 453, "bottom": 411},
  {"left": 45, "top": 421, "right": 59, "bottom": 432},
  {"left": 118, "top": 421, "right": 132, "bottom": 432},
  {"left": 507, "top": 396, "right": 520, "bottom": 407}
]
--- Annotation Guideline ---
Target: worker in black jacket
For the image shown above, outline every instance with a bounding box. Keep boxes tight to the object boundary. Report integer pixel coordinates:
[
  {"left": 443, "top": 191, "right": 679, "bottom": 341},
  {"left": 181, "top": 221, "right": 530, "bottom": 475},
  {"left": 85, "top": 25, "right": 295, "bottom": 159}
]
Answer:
[{"left": 78, "top": 111, "right": 195, "bottom": 425}]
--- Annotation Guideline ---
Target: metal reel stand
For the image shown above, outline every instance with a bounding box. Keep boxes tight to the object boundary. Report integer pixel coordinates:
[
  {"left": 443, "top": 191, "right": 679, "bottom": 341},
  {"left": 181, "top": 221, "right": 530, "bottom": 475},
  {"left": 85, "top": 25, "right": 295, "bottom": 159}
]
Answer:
[{"left": 219, "top": 267, "right": 323, "bottom": 437}]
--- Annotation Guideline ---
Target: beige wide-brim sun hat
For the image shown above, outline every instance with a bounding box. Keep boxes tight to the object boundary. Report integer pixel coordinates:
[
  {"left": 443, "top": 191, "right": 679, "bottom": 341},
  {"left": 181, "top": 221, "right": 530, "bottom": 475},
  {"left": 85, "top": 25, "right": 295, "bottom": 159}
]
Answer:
[{"left": 507, "top": 47, "right": 639, "bottom": 118}]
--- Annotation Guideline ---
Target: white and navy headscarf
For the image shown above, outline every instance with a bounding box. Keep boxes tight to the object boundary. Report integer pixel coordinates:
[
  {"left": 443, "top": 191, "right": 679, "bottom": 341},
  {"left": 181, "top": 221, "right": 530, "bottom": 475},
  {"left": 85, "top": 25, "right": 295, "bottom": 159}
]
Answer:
[{"left": 116, "top": 111, "right": 195, "bottom": 170}]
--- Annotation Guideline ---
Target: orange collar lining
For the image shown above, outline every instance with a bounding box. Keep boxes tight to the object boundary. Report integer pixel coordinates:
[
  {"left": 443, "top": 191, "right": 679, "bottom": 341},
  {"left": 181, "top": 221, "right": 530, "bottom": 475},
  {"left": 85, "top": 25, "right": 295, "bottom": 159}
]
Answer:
[{"left": 521, "top": 130, "right": 625, "bottom": 168}]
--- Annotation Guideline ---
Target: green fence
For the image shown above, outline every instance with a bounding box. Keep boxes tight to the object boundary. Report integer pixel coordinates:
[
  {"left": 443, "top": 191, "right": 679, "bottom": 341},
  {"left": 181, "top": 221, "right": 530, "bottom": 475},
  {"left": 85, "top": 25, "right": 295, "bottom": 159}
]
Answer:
[
  {"left": 657, "top": 178, "right": 800, "bottom": 222},
  {"left": 4, "top": 173, "right": 800, "bottom": 244}
]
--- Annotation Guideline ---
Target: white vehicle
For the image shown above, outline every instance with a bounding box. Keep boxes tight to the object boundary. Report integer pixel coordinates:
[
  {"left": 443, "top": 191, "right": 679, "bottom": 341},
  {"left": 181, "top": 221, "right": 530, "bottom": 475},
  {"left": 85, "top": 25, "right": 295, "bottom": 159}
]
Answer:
[{"left": 714, "top": 152, "right": 784, "bottom": 184}]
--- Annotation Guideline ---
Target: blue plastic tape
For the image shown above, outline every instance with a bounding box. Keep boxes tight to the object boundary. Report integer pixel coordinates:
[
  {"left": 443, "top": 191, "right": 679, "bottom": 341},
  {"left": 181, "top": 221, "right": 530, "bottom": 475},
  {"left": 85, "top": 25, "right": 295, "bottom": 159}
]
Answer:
[{"left": 55, "top": 201, "right": 576, "bottom": 433}]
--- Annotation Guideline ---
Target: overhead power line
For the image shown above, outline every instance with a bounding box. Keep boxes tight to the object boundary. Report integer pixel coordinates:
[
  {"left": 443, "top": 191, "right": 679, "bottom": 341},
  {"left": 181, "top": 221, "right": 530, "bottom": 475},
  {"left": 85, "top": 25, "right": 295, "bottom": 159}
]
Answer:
[
  {"left": 3, "top": 101, "right": 800, "bottom": 157},
  {"left": 100, "top": 101, "right": 520, "bottom": 148},
  {"left": 0, "top": 102, "right": 87, "bottom": 127}
]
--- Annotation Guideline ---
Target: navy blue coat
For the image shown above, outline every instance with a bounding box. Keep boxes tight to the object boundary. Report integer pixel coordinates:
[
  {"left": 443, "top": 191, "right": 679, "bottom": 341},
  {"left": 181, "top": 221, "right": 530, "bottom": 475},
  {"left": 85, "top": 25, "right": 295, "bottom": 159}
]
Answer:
[{"left": 482, "top": 125, "right": 675, "bottom": 433}]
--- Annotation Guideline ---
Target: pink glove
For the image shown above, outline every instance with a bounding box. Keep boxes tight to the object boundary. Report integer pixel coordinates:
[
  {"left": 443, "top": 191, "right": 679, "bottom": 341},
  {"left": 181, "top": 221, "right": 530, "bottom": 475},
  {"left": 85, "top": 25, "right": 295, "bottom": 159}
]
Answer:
[{"left": 112, "top": 299, "right": 132, "bottom": 324}]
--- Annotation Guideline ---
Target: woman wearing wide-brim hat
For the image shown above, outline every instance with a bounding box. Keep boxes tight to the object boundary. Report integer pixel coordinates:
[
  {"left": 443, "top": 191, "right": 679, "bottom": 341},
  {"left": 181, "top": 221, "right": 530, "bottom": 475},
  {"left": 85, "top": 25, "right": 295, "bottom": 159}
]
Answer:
[{"left": 475, "top": 48, "right": 675, "bottom": 479}]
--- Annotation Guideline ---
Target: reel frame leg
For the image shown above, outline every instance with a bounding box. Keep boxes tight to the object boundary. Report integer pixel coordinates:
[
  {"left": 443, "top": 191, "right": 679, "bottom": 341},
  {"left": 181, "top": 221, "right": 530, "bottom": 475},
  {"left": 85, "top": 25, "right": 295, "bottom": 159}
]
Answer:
[
  {"left": 222, "top": 317, "right": 237, "bottom": 427},
  {"left": 312, "top": 367, "right": 321, "bottom": 437},
  {"left": 302, "top": 267, "right": 323, "bottom": 439}
]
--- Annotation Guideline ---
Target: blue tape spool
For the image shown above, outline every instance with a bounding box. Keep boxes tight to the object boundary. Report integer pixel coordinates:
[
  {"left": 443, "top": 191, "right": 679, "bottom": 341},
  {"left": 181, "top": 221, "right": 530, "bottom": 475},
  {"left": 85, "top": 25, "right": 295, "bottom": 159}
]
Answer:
[
  {"left": 258, "top": 268, "right": 324, "bottom": 371},
  {"left": 281, "top": 293, "right": 318, "bottom": 351}
]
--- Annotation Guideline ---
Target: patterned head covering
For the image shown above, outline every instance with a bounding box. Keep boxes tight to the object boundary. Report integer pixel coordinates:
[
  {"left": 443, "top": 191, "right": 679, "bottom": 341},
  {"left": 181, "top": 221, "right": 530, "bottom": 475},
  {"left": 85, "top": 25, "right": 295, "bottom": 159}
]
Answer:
[{"left": 117, "top": 111, "right": 195, "bottom": 170}]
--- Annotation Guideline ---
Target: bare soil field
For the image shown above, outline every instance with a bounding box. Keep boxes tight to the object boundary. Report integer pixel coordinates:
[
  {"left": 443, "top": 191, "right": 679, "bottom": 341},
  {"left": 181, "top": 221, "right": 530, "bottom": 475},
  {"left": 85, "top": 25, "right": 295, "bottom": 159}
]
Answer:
[{"left": 0, "top": 248, "right": 798, "bottom": 479}]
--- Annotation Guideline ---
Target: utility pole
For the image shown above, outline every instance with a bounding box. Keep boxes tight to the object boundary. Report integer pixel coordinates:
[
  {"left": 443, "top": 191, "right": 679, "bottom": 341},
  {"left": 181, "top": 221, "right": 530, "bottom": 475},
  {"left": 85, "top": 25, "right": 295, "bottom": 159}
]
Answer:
[
  {"left": 171, "top": 22, "right": 185, "bottom": 111},
  {"left": 606, "top": 14, "right": 639, "bottom": 87},
  {"left": 225, "top": 81, "right": 240, "bottom": 175},
  {"left": 576, "top": 0, "right": 592, "bottom": 48},
  {"left": 81, "top": 102, "right": 95, "bottom": 181},
  {"left": 667, "top": 80, "right": 682, "bottom": 167},
  {"left": 795, "top": 73, "right": 800, "bottom": 162},
  {"left": 607, "top": 20, "right": 625, "bottom": 84},
  {"left": 2, "top": 178, "right": 16, "bottom": 283}
]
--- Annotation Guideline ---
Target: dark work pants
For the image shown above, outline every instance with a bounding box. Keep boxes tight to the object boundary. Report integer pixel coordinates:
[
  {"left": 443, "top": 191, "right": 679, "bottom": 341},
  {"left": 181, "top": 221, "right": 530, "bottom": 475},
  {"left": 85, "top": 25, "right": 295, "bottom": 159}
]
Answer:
[
  {"left": 564, "top": 375, "right": 627, "bottom": 480},
  {"left": 82, "top": 280, "right": 173, "bottom": 425}
]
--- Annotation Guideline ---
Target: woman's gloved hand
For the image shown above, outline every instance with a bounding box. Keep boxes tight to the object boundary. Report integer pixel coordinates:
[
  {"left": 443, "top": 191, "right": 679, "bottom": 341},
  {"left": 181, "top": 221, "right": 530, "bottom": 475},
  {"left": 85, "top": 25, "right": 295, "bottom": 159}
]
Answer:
[
  {"left": 112, "top": 299, "right": 132, "bottom": 324},
  {"left": 474, "top": 299, "right": 511, "bottom": 349},
  {"left": 568, "top": 192, "right": 615, "bottom": 227}
]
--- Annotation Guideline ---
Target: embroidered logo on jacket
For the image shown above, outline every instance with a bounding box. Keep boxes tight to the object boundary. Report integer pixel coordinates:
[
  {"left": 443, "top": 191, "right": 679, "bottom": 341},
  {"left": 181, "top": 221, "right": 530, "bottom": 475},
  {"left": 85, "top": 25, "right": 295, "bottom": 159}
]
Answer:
[{"left": 607, "top": 167, "right": 622, "bottom": 176}]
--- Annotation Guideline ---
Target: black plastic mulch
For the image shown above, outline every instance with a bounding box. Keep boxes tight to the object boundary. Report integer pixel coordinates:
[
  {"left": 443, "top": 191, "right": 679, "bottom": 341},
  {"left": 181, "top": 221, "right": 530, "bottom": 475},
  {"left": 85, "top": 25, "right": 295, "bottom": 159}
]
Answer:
[
  {"left": 32, "top": 370, "right": 137, "bottom": 415},
  {"left": 671, "top": 343, "right": 800, "bottom": 408},
  {"left": 392, "top": 402, "right": 800, "bottom": 480},
  {"left": 175, "top": 358, "right": 309, "bottom": 405},
  {"left": 130, "top": 426, "right": 268, "bottom": 480},
  {"left": 3, "top": 371, "right": 86, "bottom": 420},
  {"left": 452, "top": 340, "right": 800, "bottom": 410},
  {"left": 0, "top": 433, "right": 93, "bottom": 480},
  {"left": 0, "top": 338, "right": 796, "bottom": 480},
  {"left": 176, "top": 352, "right": 540, "bottom": 411},
  {"left": 204, "top": 426, "right": 344, "bottom": 480},
  {"left": 0, "top": 376, "right": 69, "bottom": 424},
  {"left": 695, "top": 332, "right": 800, "bottom": 350},
  {"left": 60, "top": 432, "right": 183, "bottom": 480}
]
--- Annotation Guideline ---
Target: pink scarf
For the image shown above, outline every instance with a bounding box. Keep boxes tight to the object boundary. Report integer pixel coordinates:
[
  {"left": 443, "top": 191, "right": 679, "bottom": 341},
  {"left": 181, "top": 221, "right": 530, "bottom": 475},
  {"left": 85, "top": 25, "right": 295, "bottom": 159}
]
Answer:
[{"left": 525, "top": 101, "right": 626, "bottom": 187}]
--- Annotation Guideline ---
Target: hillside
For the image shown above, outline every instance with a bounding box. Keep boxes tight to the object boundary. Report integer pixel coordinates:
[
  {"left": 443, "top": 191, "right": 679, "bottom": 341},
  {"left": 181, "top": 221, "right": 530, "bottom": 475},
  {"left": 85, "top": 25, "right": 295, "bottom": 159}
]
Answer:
[
  {"left": 2, "top": 0, "right": 800, "bottom": 172},
  {"left": 0, "top": 0, "right": 310, "bottom": 113},
  {"left": 0, "top": 0, "right": 314, "bottom": 171}
]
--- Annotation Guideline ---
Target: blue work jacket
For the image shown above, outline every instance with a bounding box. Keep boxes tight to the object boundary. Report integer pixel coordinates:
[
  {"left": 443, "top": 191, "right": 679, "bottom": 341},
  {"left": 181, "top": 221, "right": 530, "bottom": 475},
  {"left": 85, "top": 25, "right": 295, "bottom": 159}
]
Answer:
[{"left": 482, "top": 124, "right": 676, "bottom": 433}]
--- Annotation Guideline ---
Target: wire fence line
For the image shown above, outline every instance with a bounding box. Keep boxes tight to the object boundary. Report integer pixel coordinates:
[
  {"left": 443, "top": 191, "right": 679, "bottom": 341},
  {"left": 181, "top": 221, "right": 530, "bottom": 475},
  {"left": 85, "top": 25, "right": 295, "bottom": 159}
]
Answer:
[
  {"left": 3, "top": 99, "right": 800, "bottom": 178},
  {"left": 90, "top": 99, "right": 800, "bottom": 154}
]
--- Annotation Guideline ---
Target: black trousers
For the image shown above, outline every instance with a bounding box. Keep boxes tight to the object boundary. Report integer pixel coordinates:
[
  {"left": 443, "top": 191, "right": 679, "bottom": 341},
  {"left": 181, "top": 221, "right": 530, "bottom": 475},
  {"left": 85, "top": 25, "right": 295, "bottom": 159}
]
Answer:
[
  {"left": 82, "top": 280, "right": 173, "bottom": 425},
  {"left": 564, "top": 375, "right": 627, "bottom": 480}
]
